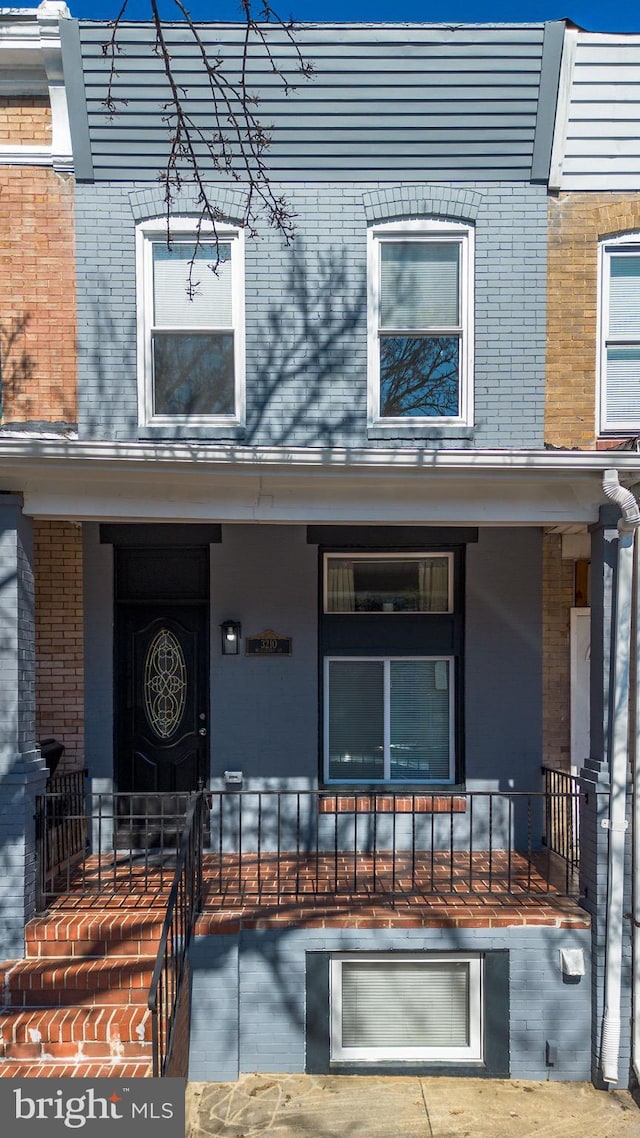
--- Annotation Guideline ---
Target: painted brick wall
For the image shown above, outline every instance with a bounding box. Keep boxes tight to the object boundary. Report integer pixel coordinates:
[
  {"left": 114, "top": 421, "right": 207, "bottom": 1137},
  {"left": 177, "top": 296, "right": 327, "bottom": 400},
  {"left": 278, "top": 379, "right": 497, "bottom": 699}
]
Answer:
[
  {"left": 34, "top": 520, "right": 84, "bottom": 772},
  {"left": 0, "top": 498, "right": 47, "bottom": 958},
  {"left": 0, "top": 97, "right": 51, "bottom": 145},
  {"left": 542, "top": 534, "right": 573, "bottom": 770},
  {"left": 546, "top": 192, "right": 640, "bottom": 449},
  {"left": 189, "top": 925, "right": 592, "bottom": 1083},
  {"left": 75, "top": 180, "right": 547, "bottom": 449},
  {"left": 0, "top": 132, "right": 76, "bottom": 425}
]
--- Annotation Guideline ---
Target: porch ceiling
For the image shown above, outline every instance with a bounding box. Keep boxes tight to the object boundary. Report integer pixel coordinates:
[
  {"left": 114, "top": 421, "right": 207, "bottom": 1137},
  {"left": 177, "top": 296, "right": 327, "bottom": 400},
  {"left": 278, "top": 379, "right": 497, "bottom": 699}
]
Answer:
[{"left": 1, "top": 440, "right": 639, "bottom": 525}]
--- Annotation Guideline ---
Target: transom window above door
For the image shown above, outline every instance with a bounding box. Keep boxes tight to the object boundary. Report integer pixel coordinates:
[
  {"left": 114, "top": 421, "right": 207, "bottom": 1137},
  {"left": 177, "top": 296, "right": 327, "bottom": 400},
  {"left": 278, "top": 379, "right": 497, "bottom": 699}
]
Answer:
[
  {"left": 367, "top": 219, "right": 474, "bottom": 428},
  {"left": 137, "top": 219, "right": 245, "bottom": 427},
  {"left": 324, "top": 553, "right": 453, "bottom": 613}
]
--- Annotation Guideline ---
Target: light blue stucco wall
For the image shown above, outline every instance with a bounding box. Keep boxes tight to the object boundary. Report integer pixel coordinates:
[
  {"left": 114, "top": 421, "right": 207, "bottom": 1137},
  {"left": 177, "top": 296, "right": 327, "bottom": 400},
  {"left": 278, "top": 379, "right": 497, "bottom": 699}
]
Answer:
[
  {"left": 466, "top": 527, "right": 542, "bottom": 792},
  {"left": 74, "top": 180, "right": 547, "bottom": 450},
  {"left": 188, "top": 925, "right": 591, "bottom": 1083},
  {"left": 83, "top": 523, "right": 113, "bottom": 784},
  {"left": 210, "top": 525, "right": 318, "bottom": 782}
]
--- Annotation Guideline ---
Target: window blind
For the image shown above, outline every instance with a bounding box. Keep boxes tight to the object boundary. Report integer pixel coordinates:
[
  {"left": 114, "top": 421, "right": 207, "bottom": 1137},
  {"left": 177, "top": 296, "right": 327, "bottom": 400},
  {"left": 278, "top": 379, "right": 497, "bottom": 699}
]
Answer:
[
  {"left": 389, "top": 660, "right": 450, "bottom": 780},
  {"left": 605, "top": 348, "right": 640, "bottom": 423},
  {"left": 380, "top": 242, "right": 459, "bottom": 330},
  {"left": 340, "top": 960, "right": 470, "bottom": 1049},
  {"left": 328, "top": 661, "right": 384, "bottom": 780},
  {"left": 609, "top": 254, "right": 640, "bottom": 338},
  {"left": 153, "top": 242, "right": 233, "bottom": 328}
]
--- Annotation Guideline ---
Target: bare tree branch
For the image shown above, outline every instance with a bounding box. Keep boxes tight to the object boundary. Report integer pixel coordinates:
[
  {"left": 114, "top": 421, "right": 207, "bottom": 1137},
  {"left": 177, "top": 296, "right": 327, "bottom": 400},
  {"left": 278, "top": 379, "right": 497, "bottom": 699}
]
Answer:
[{"left": 101, "top": 0, "right": 313, "bottom": 281}]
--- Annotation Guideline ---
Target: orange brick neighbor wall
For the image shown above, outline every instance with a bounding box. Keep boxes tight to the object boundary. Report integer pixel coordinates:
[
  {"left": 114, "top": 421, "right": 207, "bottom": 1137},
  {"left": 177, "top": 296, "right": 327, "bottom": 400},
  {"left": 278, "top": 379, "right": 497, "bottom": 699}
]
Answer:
[
  {"left": 35, "top": 520, "right": 84, "bottom": 773},
  {"left": 542, "top": 534, "right": 573, "bottom": 771},
  {"left": 0, "top": 97, "right": 51, "bottom": 145},
  {"left": 546, "top": 192, "right": 640, "bottom": 450},
  {"left": 0, "top": 103, "right": 76, "bottom": 425}
]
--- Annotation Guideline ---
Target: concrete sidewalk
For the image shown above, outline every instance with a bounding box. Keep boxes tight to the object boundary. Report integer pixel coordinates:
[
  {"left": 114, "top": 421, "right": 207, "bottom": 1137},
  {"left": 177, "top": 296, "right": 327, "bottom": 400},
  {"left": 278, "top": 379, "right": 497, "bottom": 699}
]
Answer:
[{"left": 187, "top": 1074, "right": 640, "bottom": 1138}]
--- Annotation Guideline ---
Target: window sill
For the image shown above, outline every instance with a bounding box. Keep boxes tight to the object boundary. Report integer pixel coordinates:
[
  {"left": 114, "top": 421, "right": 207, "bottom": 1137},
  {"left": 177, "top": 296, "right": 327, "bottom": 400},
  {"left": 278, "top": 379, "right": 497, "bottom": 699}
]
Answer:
[
  {"left": 138, "top": 425, "right": 246, "bottom": 441},
  {"left": 367, "top": 424, "right": 475, "bottom": 441},
  {"left": 596, "top": 434, "right": 640, "bottom": 450}
]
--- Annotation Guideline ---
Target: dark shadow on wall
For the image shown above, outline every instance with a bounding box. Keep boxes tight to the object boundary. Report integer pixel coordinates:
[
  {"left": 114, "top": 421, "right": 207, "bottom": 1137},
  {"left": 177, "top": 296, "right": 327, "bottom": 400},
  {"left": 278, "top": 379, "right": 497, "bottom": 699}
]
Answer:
[{"left": 244, "top": 244, "right": 366, "bottom": 447}]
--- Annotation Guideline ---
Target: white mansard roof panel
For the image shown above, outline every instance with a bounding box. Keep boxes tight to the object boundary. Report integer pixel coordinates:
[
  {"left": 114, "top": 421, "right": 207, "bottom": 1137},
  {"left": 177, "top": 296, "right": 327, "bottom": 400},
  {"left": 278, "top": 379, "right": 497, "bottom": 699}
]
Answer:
[{"left": 556, "top": 32, "right": 640, "bottom": 190}]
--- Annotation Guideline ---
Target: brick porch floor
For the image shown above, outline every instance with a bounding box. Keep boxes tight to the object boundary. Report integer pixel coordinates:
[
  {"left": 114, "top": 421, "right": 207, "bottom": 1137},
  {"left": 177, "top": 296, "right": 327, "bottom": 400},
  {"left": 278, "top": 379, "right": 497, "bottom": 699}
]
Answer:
[
  {"left": 38, "top": 849, "right": 587, "bottom": 930},
  {"left": 196, "top": 849, "right": 588, "bottom": 932}
]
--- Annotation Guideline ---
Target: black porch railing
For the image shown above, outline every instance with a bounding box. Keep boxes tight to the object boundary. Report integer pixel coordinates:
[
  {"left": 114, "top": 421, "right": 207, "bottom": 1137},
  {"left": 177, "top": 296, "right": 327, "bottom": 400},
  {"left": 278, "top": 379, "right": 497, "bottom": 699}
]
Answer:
[
  {"left": 542, "top": 767, "right": 580, "bottom": 873},
  {"left": 148, "top": 790, "right": 208, "bottom": 1078},
  {"left": 205, "top": 784, "right": 584, "bottom": 899},
  {"left": 35, "top": 789, "right": 194, "bottom": 909},
  {"left": 35, "top": 769, "right": 88, "bottom": 911},
  {"left": 35, "top": 782, "right": 586, "bottom": 909}
]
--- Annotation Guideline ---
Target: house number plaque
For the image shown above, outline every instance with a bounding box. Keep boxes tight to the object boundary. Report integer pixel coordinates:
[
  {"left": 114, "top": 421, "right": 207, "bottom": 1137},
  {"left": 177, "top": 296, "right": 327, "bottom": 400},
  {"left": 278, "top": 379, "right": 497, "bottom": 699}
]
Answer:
[{"left": 245, "top": 629, "right": 292, "bottom": 656}]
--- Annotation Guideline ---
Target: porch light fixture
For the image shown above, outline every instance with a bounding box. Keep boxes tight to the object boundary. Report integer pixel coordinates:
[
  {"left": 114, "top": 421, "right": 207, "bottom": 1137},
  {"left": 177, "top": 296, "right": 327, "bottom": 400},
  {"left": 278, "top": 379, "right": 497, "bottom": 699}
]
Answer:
[{"left": 220, "top": 619, "right": 241, "bottom": 655}]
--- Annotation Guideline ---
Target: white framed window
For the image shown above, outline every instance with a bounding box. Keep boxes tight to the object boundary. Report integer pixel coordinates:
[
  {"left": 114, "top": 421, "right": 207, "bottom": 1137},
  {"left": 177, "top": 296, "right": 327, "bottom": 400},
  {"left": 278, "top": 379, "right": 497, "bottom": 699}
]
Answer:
[
  {"left": 330, "top": 953, "right": 483, "bottom": 1063},
  {"left": 598, "top": 234, "right": 640, "bottom": 433},
  {"left": 367, "top": 219, "right": 474, "bottom": 427},
  {"left": 323, "top": 552, "right": 453, "bottom": 614},
  {"left": 137, "top": 218, "right": 245, "bottom": 427},
  {"left": 324, "top": 656, "right": 455, "bottom": 783}
]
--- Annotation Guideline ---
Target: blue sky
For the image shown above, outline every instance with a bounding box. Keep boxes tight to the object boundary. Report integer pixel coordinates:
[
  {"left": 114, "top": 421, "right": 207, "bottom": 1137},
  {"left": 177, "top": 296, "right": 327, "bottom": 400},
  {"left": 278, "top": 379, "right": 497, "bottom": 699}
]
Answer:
[{"left": 18, "top": 0, "right": 640, "bottom": 33}]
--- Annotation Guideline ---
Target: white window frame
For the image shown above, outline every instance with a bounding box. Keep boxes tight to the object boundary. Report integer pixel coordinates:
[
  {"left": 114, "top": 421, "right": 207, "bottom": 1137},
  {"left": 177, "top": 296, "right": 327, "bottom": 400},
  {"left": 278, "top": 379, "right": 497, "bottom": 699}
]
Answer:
[
  {"left": 136, "top": 217, "right": 246, "bottom": 427},
  {"left": 367, "top": 218, "right": 474, "bottom": 428},
  {"left": 597, "top": 232, "right": 640, "bottom": 434},
  {"left": 323, "top": 655, "right": 455, "bottom": 784},
  {"left": 330, "top": 953, "right": 483, "bottom": 1063},
  {"left": 323, "top": 551, "right": 454, "bottom": 614}
]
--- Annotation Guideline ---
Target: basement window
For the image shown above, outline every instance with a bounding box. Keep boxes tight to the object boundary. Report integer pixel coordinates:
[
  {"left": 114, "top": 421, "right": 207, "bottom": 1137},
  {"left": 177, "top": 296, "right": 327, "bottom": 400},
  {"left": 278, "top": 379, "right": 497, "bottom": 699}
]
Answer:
[{"left": 330, "top": 953, "right": 483, "bottom": 1062}]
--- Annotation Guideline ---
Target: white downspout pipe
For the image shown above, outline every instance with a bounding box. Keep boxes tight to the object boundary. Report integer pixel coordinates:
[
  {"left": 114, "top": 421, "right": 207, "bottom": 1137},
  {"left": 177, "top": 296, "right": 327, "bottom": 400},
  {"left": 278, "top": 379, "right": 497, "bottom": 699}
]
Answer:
[{"left": 600, "top": 470, "right": 640, "bottom": 1083}]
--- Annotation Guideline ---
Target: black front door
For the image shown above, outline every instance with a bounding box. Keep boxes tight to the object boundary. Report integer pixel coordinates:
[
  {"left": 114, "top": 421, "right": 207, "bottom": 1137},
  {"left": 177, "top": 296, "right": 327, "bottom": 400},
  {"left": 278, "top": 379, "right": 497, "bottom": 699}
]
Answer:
[
  {"left": 116, "top": 606, "right": 208, "bottom": 795},
  {"left": 114, "top": 545, "right": 209, "bottom": 843}
]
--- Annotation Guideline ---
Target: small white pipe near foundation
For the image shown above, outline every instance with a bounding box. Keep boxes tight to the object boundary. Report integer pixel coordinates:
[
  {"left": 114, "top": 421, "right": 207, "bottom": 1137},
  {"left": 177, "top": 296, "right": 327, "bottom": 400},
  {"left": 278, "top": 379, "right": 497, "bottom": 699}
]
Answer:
[{"left": 600, "top": 471, "right": 640, "bottom": 1084}]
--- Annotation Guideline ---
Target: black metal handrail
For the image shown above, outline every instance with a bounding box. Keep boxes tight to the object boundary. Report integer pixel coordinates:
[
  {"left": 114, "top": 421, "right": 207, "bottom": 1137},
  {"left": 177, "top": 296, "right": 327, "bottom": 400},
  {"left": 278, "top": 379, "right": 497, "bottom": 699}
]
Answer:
[
  {"left": 205, "top": 786, "right": 585, "bottom": 898},
  {"left": 148, "top": 789, "right": 208, "bottom": 1078}
]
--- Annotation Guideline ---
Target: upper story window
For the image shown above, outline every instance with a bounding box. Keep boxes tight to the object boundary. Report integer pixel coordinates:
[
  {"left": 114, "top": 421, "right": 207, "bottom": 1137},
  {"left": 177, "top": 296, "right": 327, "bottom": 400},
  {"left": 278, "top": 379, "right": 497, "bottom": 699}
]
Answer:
[
  {"left": 367, "top": 219, "right": 474, "bottom": 428},
  {"left": 137, "top": 219, "right": 245, "bottom": 427},
  {"left": 598, "top": 235, "right": 640, "bottom": 434}
]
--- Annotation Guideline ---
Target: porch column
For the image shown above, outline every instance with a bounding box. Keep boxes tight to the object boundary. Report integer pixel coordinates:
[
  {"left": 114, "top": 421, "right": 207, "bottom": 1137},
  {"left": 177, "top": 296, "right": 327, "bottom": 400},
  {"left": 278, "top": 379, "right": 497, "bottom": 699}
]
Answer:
[
  {"left": 582, "top": 504, "right": 632, "bottom": 1087},
  {"left": 0, "top": 495, "right": 47, "bottom": 959}
]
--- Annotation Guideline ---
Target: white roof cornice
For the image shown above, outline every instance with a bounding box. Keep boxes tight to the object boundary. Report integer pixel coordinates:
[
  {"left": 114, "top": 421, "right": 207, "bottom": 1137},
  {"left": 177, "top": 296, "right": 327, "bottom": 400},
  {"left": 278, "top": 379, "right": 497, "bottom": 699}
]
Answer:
[
  {"left": 0, "top": 440, "right": 638, "bottom": 526},
  {"left": 0, "top": 438, "right": 639, "bottom": 473},
  {"left": 0, "top": 2, "right": 72, "bottom": 171}
]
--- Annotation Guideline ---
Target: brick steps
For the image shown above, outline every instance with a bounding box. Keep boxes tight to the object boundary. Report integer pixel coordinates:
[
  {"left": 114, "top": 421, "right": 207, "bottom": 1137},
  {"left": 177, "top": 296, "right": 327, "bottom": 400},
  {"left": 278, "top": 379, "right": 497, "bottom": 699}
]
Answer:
[
  {"left": 0, "top": 909, "right": 165, "bottom": 1078},
  {"left": 2, "top": 958, "right": 154, "bottom": 1007},
  {"left": 26, "top": 914, "right": 166, "bottom": 958},
  {"left": 0, "top": 1006, "right": 152, "bottom": 1059},
  {"left": 0, "top": 1060, "right": 152, "bottom": 1078}
]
